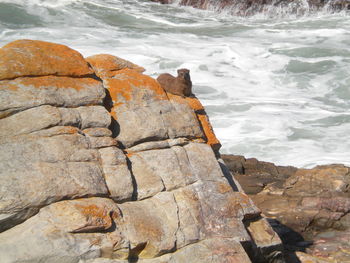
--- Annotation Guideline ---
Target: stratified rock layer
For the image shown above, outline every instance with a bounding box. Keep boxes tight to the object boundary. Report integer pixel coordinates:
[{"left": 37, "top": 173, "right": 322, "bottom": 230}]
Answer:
[
  {"left": 0, "top": 40, "right": 283, "bottom": 263},
  {"left": 223, "top": 155, "right": 350, "bottom": 262}
]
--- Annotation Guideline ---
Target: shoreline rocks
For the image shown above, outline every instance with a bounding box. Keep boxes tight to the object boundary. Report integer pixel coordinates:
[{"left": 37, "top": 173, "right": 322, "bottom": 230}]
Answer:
[
  {"left": 0, "top": 40, "right": 283, "bottom": 263},
  {"left": 222, "top": 154, "right": 350, "bottom": 262}
]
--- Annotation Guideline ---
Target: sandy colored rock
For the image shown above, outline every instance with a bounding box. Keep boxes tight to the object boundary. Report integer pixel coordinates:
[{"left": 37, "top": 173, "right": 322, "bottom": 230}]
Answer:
[
  {"left": 0, "top": 39, "right": 285, "bottom": 263},
  {"left": 128, "top": 142, "right": 227, "bottom": 200},
  {"left": 128, "top": 146, "right": 197, "bottom": 199},
  {"left": 0, "top": 76, "right": 105, "bottom": 118},
  {"left": 126, "top": 137, "right": 189, "bottom": 152},
  {"left": 0, "top": 198, "right": 125, "bottom": 263},
  {"left": 167, "top": 93, "right": 221, "bottom": 151},
  {"left": 83, "top": 128, "right": 113, "bottom": 137},
  {"left": 118, "top": 192, "right": 178, "bottom": 258},
  {"left": 86, "top": 54, "right": 145, "bottom": 78},
  {"left": 246, "top": 217, "right": 284, "bottom": 261},
  {"left": 99, "top": 147, "right": 134, "bottom": 202},
  {"left": 0, "top": 105, "right": 111, "bottom": 138},
  {"left": 0, "top": 39, "right": 93, "bottom": 80},
  {"left": 127, "top": 152, "right": 165, "bottom": 200},
  {"left": 80, "top": 238, "right": 252, "bottom": 263},
  {"left": 105, "top": 69, "right": 203, "bottom": 148},
  {"left": 0, "top": 133, "right": 109, "bottom": 231},
  {"left": 0, "top": 105, "right": 62, "bottom": 137}
]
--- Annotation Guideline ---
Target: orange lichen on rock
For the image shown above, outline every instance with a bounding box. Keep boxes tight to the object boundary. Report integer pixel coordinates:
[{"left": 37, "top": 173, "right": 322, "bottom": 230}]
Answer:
[
  {"left": 73, "top": 203, "right": 113, "bottom": 232},
  {"left": 0, "top": 39, "right": 93, "bottom": 80},
  {"left": 105, "top": 68, "right": 168, "bottom": 105},
  {"left": 217, "top": 181, "right": 233, "bottom": 194},
  {"left": 167, "top": 93, "right": 221, "bottom": 151},
  {"left": 197, "top": 114, "right": 221, "bottom": 151},
  {"left": 167, "top": 93, "right": 205, "bottom": 112},
  {"left": 1, "top": 75, "right": 101, "bottom": 91},
  {"left": 86, "top": 54, "right": 145, "bottom": 78}
]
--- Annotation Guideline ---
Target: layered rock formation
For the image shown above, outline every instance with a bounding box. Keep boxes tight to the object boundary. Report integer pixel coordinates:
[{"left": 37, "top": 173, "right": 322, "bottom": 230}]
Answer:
[
  {"left": 0, "top": 40, "right": 284, "bottom": 263},
  {"left": 223, "top": 155, "right": 350, "bottom": 262},
  {"left": 151, "top": 0, "right": 350, "bottom": 16}
]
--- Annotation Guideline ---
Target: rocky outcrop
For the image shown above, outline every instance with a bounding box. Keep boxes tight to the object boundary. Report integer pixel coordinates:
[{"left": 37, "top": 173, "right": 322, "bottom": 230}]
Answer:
[
  {"left": 222, "top": 155, "right": 350, "bottom": 262},
  {"left": 150, "top": 0, "right": 350, "bottom": 16},
  {"left": 0, "top": 40, "right": 284, "bottom": 263}
]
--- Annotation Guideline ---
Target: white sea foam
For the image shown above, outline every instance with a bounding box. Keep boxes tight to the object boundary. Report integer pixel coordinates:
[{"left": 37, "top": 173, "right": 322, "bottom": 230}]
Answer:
[{"left": 0, "top": 0, "right": 349, "bottom": 168}]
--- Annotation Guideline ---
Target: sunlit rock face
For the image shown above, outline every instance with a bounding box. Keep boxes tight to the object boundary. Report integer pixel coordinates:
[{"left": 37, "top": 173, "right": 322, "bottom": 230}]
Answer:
[{"left": 0, "top": 39, "right": 284, "bottom": 263}]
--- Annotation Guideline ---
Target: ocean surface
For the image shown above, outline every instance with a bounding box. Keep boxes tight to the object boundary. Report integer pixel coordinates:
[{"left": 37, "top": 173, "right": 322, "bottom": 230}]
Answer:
[{"left": 0, "top": 0, "right": 349, "bottom": 168}]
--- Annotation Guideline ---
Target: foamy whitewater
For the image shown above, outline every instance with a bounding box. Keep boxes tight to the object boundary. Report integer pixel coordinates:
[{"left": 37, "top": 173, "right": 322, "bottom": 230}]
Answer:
[{"left": 0, "top": 0, "right": 349, "bottom": 168}]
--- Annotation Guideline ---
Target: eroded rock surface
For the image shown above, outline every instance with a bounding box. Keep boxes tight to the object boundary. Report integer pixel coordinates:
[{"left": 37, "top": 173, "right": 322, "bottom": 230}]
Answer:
[
  {"left": 0, "top": 40, "right": 283, "bottom": 263},
  {"left": 223, "top": 154, "right": 350, "bottom": 262}
]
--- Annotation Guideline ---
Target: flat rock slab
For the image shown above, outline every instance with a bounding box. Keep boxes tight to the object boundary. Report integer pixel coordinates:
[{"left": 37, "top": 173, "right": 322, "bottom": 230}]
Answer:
[{"left": 0, "top": 76, "right": 105, "bottom": 118}]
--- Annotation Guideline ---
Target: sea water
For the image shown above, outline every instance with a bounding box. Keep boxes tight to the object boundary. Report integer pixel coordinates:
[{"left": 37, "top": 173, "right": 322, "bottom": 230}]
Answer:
[{"left": 0, "top": 0, "right": 349, "bottom": 168}]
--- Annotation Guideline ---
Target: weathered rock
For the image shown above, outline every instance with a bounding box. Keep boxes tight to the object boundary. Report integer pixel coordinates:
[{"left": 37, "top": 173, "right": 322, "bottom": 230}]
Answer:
[
  {"left": 0, "top": 39, "right": 284, "bottom": 263},
  {"left": 118, "top": 192, "right": 179, "bottom": 258},
  {"left": 126, "top": 137, "right": 190, "bottom": 153},
  {"left": 223, "top": 154, "right": 350, "bottom": 262},
  {"left": 0, "top": 133, "right": 109, "bottom": 232},
  {"left": 0, "top": 76, "right": 105, "bottom": 118},
  {"left": 245, "top": 217, "right": 285, "bottom": 262},
  {"left": 83, "top": 128, "right": 113, "bottom": 137},
  {"left": 167, "top": 93, "right": 221, "bottom": 151},
  {"left": 86, "top": 54, "right": 145, "bottom": 79},
  {"left": 104, "top": 68, "right": 203, "bottom": 148},
  {"left": 99, "top": 147, "right": 134, "bottom": 202},
  {"left": 284, "top": 165, "right": 350, "bottom": 197},
  {"left": 0, "top": 39, "right": 93, "bottom": 80},
  {"left": 0, "top": 198, "right": 125, "bottom": 263},
  {"left": 80, "top": 238, "right": 252, "bottom": 263}
]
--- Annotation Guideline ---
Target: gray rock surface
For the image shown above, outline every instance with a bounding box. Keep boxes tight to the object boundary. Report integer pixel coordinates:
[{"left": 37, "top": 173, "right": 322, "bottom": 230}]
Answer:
[{"left": 0, "top": 40, "right": 284, "bottom": 263}]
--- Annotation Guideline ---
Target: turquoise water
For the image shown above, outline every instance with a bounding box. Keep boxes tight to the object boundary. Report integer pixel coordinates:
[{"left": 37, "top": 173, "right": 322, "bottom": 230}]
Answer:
[{"left": 0, "top": 0, "right": 349, "bottom": 167}]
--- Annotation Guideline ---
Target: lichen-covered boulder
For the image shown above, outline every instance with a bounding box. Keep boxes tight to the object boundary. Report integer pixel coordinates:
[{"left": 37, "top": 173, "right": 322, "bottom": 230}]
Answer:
[
  {"left": 0, "top": 40, "right": 284, "bottom": 263},
  {"left": 86, "top": 54, "right": 145, "bottom": 79},
  {"left": 0, "top": 39, "right": 93, "bottom": 80}
]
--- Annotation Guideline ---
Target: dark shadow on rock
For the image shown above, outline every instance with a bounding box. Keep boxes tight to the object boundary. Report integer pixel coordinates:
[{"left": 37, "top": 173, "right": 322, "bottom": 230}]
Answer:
[
  {"left": 103, "top": 86, "right": 113, "bottom": 112},
  {"left": 109, "top": 117, "right": 121, "bottom": 140},
  {"left": 128, "top": 242, "right": 147, "bottom": 263},
  {"left": 218, "top": 160, "right": 239, "bottom": 192},
  {"left": 103, "top": 88, "right": 121, "bottom": 139},
  {"left": 126, "top": 156, "right": 138, "bottom": 201},
  {"left": 267, "top": 218, "right": 313, "bottom": 263}
]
